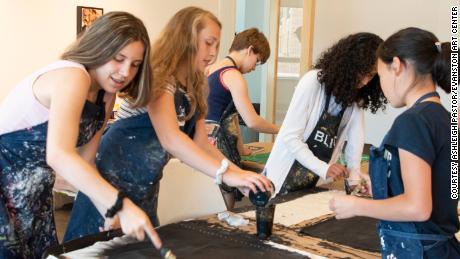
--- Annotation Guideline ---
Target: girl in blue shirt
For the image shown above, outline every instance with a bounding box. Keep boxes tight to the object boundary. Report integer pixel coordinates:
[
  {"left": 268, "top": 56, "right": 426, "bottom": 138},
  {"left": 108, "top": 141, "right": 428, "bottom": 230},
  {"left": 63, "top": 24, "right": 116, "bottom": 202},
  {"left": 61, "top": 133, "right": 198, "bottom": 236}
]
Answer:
[{"left": 330, "top": 27, "right": 459, "bottom": 258}]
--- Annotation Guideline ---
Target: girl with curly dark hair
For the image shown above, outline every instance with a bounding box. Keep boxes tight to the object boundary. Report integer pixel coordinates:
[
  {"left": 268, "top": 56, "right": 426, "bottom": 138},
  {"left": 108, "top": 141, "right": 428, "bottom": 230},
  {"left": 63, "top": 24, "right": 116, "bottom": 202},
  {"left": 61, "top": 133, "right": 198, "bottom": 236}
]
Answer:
[{"left": 266, "top": 32, "right": 386, "bottom": 195}]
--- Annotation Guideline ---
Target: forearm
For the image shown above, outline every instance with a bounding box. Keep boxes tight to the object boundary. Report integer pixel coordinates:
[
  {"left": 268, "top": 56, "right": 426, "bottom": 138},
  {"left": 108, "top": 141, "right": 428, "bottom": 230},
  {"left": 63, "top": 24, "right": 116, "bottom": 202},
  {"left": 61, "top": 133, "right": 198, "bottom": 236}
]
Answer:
[
  {"left": 355, "top": 194, "right": 430, "bottom": 222},
  {"left": 164, "top": 131, "right": 224, "bottom": 178},
  {"left": 247, "top": 116, "right": 279, "bottom": 134},
  {"left": 86, "top": 162, "right": 111, "bottom": 217},
  {"left": 201, "top": 138, "right": 242, "bottom": 172}
]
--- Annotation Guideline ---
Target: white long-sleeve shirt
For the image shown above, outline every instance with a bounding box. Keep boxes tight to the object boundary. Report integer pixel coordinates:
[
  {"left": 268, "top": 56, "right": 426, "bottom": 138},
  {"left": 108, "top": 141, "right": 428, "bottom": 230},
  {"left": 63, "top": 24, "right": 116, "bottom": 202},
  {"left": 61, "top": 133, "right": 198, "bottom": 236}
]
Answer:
[{"left": 266, "top": 70, "right": 364, "bottom": 194}]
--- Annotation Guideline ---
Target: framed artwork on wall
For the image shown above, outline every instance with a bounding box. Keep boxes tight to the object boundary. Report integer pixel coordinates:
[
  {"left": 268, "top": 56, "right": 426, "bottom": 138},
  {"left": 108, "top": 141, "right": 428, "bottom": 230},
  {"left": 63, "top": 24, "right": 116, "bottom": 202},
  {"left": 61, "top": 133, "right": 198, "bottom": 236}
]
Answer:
[{"left": 77, "top": 6, "right": 103, "bottom": 36}]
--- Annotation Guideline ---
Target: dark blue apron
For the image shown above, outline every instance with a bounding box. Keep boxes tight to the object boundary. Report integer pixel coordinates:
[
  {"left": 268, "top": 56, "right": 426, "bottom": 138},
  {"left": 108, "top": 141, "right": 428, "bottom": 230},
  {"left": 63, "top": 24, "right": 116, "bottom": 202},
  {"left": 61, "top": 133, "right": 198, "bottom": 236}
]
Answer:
[
  {"left": 207, "top": 101, "right": 241, "bottom": 167},
  {"left": 0, "top": 90, "right": 106, "bottom": 259},
  {"left": 64, "top": 86, "right": 198, "bottom": 242},
  {"left": 370, "top": 92, "right": 459, "bottom": 258},
  {"left": 280, "top": 94, "right": 346, "bottom": 193},
  {"left": 206, "top": 101, "right": 244, "bottom": 200}
]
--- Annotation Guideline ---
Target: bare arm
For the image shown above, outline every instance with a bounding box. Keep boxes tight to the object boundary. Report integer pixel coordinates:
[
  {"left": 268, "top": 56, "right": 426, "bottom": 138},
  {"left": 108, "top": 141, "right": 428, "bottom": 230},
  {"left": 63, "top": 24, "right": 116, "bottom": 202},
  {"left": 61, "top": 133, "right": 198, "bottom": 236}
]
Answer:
[
  {"left": 45, "top": 68, "right": 118, "bottom": 209},
  {"left": 44, "top": 68, "right": 161, "bottom": 247},
  {"left": 76, "top": 95, "right": 116, "bottom": 218},
  {"left": 330, "top": 148, "right": 432, "bottom": 221},
  {"left": 223, "top": 70, "right": 279, "bottom": 134},
  {"left": 148, "top": 91, "right": 272, "bottom": 193}
]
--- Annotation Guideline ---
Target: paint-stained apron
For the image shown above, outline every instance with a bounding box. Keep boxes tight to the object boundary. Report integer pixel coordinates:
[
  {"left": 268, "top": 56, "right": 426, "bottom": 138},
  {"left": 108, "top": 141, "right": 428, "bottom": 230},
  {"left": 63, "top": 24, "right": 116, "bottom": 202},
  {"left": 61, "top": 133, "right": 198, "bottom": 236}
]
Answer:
[
  {"left": 0, "top": 91, "right": 106, "bottom": 259},
  {"left": 206, "top": 101, "right": 243, "bottom": 199},
  {"left": 280, "top": 94, "right": 345, "bottom": 194},
  {"left": 64, "top": 87, "right": 198, "bottom": 242},
  {"left": 369, "top": 92, "right": 460, "bottom": 259}
]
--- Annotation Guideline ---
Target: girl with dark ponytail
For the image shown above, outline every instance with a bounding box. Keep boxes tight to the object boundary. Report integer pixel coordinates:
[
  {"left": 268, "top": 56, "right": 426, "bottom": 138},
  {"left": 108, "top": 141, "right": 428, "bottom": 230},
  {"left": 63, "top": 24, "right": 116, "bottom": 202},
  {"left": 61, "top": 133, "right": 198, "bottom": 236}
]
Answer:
[{"left": 330, "top": 27, "right": 460, "bottom": 258}]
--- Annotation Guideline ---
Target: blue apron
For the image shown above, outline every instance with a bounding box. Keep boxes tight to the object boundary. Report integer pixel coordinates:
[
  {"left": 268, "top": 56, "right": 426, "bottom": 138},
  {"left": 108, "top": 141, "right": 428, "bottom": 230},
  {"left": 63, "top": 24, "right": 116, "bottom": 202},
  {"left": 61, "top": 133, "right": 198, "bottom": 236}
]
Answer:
[
  {"left": 280, "top": 94, "right": 346, "bottom": 193},
  {"left": 369, "top": 92, "right": 459, "bottom": 258},
  {"left": 207, "top": 101, "right": 241, "bottom": 167},
  {"left": 206, "top": 101, "right": 244, "bottom": 199},
  {"left": 0, "top": 90, "right": 106, "bottom": 259},
  {"left": 64, "top": 86, "right": 198, "bottom": 242}
]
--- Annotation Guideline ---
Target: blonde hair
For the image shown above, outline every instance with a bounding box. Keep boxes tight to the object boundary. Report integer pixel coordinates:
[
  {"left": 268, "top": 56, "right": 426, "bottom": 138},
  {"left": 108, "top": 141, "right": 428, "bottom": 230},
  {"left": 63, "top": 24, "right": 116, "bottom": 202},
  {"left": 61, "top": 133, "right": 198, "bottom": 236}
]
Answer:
[
  {"left": 61, "top": 11, "right": 152, "bottom": 108},
  {"left": 151, "top": 6, "right": 221, "bottom": 119}
]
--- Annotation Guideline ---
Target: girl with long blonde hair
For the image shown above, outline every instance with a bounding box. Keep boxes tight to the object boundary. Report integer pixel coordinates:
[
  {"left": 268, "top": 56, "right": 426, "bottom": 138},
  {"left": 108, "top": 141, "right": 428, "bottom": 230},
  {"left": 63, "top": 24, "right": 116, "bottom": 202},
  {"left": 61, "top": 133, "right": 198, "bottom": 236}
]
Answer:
[{"left": 65, "top": 6, "right": 272, "bottom": 242}]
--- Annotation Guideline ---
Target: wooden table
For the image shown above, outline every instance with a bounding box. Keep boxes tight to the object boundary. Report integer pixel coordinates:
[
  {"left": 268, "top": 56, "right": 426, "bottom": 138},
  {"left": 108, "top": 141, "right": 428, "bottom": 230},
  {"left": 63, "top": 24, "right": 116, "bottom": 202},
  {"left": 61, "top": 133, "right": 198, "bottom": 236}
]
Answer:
[{"left": 240, "top": 142, "right": 273, "bottom": 172}]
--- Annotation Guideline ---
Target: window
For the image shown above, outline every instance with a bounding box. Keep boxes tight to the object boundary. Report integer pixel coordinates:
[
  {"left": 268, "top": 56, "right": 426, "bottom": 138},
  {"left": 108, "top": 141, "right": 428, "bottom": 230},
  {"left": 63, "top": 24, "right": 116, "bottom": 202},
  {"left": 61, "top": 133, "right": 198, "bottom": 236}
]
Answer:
[{"left": 277, "top": 3, "right": 303, "bottom": 78}]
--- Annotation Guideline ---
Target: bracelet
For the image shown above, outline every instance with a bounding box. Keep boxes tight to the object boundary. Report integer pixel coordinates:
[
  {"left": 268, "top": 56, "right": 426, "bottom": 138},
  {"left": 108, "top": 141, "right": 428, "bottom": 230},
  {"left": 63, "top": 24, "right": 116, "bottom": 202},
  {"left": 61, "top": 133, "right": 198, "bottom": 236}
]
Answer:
[
  {"left": 214, "top": 159, "right": 229, "bottom": 185},
  {"left": 105, "top": 191, "right": 127, "bottom": 218}
]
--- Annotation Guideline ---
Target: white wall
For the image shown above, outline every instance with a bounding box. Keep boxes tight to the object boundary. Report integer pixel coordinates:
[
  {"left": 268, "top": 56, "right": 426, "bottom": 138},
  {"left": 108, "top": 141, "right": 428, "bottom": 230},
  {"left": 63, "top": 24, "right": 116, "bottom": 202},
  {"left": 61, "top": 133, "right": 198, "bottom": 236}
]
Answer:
[
  {"left": 235, "top": 0, "right": 272, "bottom": 142},
  {"left": 313, "top": 0, "right": 455, "bottom": 145},
  {"left": 0, "top": 0, "right": 219, "bottom": 102}
]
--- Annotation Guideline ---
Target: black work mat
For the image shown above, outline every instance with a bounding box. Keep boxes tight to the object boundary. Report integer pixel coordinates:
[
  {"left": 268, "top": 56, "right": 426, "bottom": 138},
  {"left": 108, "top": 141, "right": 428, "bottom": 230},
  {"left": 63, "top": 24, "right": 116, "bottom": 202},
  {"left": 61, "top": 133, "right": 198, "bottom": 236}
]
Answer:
[
  {"left": 47, "top": 220, "right": 309, "bottom": 259},
  {"left": 299, "top": 216, "right": 380, "bottom": 253},
  {"left": 102, "top": 220, "right": 308, "bottom": 259}
]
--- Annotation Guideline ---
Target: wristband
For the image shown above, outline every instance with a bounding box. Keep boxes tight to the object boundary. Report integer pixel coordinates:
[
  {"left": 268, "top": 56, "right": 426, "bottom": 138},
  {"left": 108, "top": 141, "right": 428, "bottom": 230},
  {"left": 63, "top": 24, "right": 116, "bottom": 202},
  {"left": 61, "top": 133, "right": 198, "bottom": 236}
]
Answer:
[
  {"left": 105, "top": 191, "right": 127, "bottom": 218},
  {"left": 214, "top": 159, "right": 229, "bottom": 185}
]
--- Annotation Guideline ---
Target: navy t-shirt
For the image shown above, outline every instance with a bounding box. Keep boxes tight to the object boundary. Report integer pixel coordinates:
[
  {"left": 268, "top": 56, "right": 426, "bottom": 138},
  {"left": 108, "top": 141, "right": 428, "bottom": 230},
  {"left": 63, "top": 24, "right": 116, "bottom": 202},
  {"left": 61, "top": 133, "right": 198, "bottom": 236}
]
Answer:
[{"left": 383, "top": 101, "right": 458, "bottom": 235}]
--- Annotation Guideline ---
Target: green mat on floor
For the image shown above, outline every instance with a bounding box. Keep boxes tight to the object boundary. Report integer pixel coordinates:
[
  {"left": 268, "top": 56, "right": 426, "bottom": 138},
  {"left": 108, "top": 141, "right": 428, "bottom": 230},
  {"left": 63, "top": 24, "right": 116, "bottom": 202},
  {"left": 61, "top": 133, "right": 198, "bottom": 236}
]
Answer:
[{"left": 241, "top": 152, "right": 270, "bottom": 164}]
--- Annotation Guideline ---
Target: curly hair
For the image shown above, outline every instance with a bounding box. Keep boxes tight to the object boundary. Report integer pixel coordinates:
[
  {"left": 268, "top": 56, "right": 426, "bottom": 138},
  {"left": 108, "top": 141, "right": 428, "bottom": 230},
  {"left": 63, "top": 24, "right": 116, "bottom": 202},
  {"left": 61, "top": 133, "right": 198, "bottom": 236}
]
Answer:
[{"left": 314, "top": 32, "right": 387, "bottom": 113}]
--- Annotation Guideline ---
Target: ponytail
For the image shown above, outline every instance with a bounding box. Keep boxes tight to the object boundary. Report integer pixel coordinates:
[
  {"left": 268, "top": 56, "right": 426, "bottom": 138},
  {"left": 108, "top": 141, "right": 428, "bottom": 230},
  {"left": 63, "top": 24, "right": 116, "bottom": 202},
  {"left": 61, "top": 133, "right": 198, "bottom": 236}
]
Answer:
[{"left": 432, "top": 42, "right": 452, "bottom": 93}]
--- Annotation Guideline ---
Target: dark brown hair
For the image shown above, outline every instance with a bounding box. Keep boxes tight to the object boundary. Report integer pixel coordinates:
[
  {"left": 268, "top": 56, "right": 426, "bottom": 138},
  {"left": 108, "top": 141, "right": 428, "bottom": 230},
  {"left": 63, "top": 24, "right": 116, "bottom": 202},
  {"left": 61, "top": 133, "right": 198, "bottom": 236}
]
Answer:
[
  {"left": 314, "top": 32, "right": 387, "bottom": 113},
  {"left": 62, "top": 11, "right": 152, "bottom": 107},
  {"left": 377, "top": 27, "right": 453, "bottom": 93},
  {"left": 230, "top": 28, "right": 270, "bottom": 64}
]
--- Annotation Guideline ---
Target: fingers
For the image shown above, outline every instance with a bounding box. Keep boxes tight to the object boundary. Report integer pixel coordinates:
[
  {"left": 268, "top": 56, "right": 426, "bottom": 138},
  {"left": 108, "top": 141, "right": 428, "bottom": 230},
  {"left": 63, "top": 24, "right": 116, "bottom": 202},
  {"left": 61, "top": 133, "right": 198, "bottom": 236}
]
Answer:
[
  {"left": 245, "top": 171, "right": 273, "bottom": 192},
  {"left": 224, "top": 169, "right": 273, "bottom": 195},
  {"left": 244, "top": 180, "right": 258, "bottom": 194},
  {"left": 118, "top": 199, "right": 162, "bottom": 249},
  {"left": 251, "top": 176, "right": 267, "bottom": 193},
  {"left": 329, "top": 198, "right": 345, "bottom": 219},
  {"left": 329, "top": 197, "right": 336, "bottom": 211},
  {"left": 135, "top": 228, "right": 145, "bottom": 241},
  {"left": 144, "top": 223, "right": 163, "bottom": 250},
  {"left": 327, "top": 164, "right": 348, "bottom": 180},
  {"left": 237, "top": 186, "right": 250, "bottom": 196},
  {"left": 259, "top": 175, "right": 274, "bottom": 191}
]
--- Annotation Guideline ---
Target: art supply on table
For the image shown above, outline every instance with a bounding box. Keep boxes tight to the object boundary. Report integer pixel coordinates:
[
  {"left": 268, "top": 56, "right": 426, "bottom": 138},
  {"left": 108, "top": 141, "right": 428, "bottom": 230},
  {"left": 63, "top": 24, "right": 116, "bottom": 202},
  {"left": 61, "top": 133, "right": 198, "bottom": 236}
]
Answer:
[
  {"left": 249, "top": 182, "right": 276, "bottom": 239},
  {"left": 217, "top": 211, "right": 249, "bottom": 227},
  {"left": 246, "top": 145, "right": 265, "bottom": 155},
  {"left": 344, "top": 179, "right": 352, "bottom": 195},
  {"left": 256, "top": 204, "right": 276, "bottom": 239},
  {"left": 160, "top": 247, "right": 176, "bottom": 259}
]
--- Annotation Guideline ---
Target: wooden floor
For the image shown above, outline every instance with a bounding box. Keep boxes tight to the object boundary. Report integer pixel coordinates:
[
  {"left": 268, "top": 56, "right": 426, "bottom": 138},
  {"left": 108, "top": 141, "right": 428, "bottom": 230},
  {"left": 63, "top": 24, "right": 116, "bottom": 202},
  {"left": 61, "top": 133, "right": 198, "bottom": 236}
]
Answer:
[{"left": 54, "top": 203, "right": 72, "bottom": 242}]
